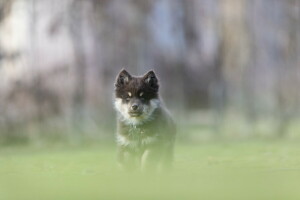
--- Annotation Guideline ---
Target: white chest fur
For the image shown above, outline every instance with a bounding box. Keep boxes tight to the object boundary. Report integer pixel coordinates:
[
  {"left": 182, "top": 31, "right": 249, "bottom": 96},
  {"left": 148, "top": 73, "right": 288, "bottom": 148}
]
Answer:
[{"left": 116, "top": 127, "right": 157, "bottom": 148}]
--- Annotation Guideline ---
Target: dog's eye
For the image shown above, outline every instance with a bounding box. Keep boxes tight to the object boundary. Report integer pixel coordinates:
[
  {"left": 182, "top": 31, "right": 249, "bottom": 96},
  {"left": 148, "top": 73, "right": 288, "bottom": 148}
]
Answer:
[{"left": 125, "top": 98, "right": 130, "bottom": 102}]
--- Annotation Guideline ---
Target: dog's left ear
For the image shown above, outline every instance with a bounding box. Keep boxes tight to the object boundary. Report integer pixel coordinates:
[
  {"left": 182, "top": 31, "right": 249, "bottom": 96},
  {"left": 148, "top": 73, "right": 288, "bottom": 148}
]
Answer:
[{"left": 143, "top": 70, "right": 159, "bottom": 90}]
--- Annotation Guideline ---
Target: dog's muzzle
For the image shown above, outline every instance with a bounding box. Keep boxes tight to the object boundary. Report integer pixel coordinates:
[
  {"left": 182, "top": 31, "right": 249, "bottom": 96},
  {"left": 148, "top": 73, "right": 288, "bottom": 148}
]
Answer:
[{"left": 128, "top": 111, "right": 142, "bottom": 117}]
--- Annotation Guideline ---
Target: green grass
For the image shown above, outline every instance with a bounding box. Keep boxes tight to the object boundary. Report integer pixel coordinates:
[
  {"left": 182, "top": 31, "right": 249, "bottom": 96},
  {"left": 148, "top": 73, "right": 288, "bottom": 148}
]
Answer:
[{"left": 1, "top": 141, "right": 300, "bottom": 200}]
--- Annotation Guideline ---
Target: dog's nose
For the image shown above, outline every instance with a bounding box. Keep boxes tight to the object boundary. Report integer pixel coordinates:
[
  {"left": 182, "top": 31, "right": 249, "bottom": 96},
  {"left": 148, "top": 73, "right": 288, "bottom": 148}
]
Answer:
[{"left": 131, "top": 104, "right": 138, "bottom": 111}]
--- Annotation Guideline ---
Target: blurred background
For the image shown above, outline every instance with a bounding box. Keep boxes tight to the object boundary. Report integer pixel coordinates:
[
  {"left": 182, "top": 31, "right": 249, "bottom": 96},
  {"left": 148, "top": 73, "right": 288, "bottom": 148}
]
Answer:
[{"left": 0, "top": 0, "right": 299, "bottom": 145}]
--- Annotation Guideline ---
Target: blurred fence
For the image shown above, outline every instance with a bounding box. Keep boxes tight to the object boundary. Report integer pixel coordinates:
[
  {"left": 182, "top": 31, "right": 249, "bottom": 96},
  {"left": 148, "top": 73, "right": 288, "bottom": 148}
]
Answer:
[{"left": 0, "top": 0, "right": 299, "bottom": 143}]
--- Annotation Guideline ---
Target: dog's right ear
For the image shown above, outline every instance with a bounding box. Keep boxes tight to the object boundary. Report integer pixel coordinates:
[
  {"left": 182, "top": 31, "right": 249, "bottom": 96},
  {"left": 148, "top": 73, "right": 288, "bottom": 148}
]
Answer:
[{"left": 115, "top": 69, "right": 132, "bottom": 87}]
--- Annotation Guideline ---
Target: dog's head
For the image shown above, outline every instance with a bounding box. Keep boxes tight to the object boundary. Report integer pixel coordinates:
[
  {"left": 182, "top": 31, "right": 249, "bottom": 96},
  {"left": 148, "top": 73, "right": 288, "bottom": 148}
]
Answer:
[{"left": 114, "top": 69, "right": 160, "bottom": 125}]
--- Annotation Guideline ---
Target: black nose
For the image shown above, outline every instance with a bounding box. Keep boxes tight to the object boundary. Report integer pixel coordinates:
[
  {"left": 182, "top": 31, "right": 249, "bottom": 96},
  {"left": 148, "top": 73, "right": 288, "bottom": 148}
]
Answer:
[{"left": 131, "top": 104, "right": 138, "bottom": 110}]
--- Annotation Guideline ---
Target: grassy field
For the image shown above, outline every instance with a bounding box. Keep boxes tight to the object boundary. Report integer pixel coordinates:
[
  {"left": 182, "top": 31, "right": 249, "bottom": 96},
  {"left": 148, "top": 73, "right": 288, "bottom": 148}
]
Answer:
[{"left": 1, "top": 141, "right": 300, "bottom": 200}]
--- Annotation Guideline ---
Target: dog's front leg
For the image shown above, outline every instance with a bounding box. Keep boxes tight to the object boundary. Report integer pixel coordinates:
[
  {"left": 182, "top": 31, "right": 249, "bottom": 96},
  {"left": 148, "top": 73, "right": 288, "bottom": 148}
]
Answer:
[
  {"left": 141, "top": 148, "right": 160, "bottom": 172},
  {"left": 117, "top": 146, "right": 137, "bottom": 171}
]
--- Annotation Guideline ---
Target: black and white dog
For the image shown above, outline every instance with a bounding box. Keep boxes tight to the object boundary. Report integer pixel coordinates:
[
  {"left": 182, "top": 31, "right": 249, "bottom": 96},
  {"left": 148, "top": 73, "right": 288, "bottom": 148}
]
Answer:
[{"left": 114, "top": 69, "right": 175, "bottom": 172}]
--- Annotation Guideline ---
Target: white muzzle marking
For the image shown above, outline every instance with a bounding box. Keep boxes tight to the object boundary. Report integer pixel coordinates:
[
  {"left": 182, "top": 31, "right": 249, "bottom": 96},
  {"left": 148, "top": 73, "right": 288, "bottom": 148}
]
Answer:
[{"left": 114, "top": 98, "right": 160, "bottom": 125}]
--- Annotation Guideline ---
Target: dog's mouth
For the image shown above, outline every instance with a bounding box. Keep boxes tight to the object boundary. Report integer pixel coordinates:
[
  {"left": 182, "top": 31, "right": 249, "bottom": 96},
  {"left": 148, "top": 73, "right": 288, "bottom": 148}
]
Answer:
[{"left": 128, "top": 111, "right": 143, "bottom": 117}]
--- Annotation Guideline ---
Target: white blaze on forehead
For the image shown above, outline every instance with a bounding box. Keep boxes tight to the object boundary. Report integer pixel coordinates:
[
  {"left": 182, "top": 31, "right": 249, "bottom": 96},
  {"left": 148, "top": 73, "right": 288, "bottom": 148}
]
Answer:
[
  {"left": 128, "top": 92, "right": 132, "bottom": 97},
  {"left": 139, "top": 92, "right": 144, "bottom": 97}
]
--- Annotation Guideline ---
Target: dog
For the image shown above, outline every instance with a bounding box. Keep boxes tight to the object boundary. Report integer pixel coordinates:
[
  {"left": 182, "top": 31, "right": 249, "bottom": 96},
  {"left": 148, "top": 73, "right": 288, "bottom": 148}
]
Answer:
[{"left": 114, "top": 69, "right": 175, "bottom": 172}]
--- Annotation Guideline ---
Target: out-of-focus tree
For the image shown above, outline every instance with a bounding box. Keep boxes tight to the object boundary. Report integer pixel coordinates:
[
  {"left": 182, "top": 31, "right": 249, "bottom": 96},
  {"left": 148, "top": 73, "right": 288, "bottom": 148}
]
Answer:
[
  {"left": 0, "top": 0, "right": 299, "bottom": 142},
  {"left": 275, "top": 0, "right": 300, "bottom": 137}
]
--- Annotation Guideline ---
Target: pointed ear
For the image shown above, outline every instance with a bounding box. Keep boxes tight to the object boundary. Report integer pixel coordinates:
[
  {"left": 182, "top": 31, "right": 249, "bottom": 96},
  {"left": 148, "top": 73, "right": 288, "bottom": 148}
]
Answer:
[
  {"left": 115, "top": 69, "right": 131, "bottom": 87},
  {"left": 143, "top": 70, "right": 159, "bottom": 90}
]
